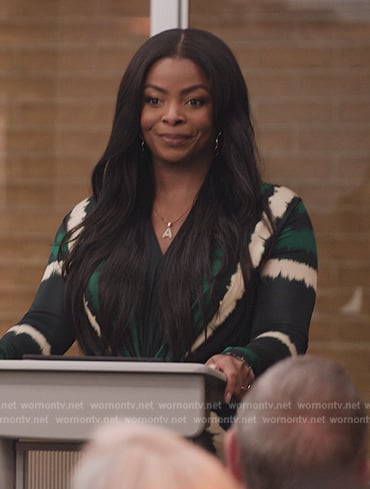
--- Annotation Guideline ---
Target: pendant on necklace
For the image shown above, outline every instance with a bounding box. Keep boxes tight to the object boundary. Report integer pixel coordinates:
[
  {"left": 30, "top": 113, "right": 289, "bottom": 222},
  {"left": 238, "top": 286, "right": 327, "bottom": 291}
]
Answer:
[{"left": 162, "top": 222, "right": 173, "bottom": 239}]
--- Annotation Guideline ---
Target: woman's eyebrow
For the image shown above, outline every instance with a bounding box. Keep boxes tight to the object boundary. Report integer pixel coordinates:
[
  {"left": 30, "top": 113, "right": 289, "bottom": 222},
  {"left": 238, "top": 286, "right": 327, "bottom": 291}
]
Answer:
[
  {"left": 180, "top": 84, "right": 210, "bottom": 95},
  {"left": 144, "top": 83, "right": 166, "bottom": 93},
  {"left": 144, "top": 83, "right": 210, "bottom": 95}
]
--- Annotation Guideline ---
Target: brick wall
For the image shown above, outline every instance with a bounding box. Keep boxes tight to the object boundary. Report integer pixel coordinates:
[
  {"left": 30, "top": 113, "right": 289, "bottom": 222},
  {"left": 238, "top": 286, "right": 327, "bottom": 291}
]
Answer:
[
  {"left": 0, "top": 0, "right": 369, "bottom": 433},
  {"left": 190, "top": 1, "right": 370, "bottom": 401},
  {"left": 0, "top": 0, "right": 149, "bottom": 331}
]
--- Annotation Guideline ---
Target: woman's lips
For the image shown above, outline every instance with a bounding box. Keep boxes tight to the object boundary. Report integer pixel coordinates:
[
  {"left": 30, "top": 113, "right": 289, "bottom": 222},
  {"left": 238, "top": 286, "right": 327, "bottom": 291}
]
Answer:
[{"left": 159, "top": 134, "right": 190, "bottom": 146}]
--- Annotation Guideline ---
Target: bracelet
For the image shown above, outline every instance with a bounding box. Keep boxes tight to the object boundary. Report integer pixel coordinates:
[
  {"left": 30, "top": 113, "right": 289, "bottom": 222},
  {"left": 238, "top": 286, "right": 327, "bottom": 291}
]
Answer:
[{"left": 223, "top": 351, "right": 249, "bottom": 365}]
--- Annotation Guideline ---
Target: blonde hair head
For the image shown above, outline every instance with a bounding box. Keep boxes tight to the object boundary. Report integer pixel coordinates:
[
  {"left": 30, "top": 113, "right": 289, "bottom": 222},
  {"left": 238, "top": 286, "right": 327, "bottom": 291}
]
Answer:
[{"left": 72, "top": 422, "right": 241, "bottom": 489}]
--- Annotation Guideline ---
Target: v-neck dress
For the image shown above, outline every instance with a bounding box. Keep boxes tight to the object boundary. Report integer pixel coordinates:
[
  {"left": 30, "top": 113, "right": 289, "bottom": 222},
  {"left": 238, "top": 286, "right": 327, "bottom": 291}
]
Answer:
[{"left": 0, "top": 183, "right": 318, "bottom": 379}]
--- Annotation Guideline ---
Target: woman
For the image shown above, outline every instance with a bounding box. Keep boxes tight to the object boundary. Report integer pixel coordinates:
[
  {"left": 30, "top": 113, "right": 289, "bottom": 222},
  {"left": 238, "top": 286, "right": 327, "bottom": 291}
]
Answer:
[{"left": 0, "top": 29, "right": 317, "bottom": 405}]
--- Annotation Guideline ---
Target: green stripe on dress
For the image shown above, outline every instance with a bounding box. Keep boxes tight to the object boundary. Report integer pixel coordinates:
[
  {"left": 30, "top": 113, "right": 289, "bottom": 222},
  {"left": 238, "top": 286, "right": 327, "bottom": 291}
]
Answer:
[{"left": 277, "top": 228, "right": 316, "bottom": 254}]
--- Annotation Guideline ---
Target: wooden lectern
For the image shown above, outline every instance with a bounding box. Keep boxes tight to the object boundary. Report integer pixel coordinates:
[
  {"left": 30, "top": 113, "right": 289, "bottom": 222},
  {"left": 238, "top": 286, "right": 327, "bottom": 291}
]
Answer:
[{"left": 0, "top": 359, "right": 226, "bottom": 489}]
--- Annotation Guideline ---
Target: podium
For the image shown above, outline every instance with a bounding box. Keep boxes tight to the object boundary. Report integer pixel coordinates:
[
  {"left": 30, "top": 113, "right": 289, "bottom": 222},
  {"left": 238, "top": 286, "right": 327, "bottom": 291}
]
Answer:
[{"left": 0, "top": 359, "right": 226, "bottom": 489}]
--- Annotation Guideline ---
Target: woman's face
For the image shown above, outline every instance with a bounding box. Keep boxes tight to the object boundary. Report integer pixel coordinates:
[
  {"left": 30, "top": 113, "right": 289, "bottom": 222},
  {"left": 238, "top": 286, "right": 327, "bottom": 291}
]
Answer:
[{"left": 140, "top": 57, "right": 215, "bottom": 170}]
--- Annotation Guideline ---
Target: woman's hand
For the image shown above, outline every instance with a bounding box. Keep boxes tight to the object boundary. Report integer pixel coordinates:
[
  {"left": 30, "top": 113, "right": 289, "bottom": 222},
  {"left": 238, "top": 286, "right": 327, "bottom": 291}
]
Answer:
[{"left": 206, "top": 354, "right": 255, "bottom": 403}]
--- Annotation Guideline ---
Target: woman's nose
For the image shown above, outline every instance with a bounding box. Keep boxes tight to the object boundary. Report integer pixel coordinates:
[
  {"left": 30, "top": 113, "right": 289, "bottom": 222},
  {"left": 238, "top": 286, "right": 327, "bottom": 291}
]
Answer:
[{"left": 161, "top": 103, "right": 185, "bottom": 124}]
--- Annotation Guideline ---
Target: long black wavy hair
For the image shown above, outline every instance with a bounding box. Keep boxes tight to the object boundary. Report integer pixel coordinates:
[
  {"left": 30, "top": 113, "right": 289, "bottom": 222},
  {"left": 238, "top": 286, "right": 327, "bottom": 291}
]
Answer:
[{"left": 62, "top": 28, "right": 267, "bottom": 358}]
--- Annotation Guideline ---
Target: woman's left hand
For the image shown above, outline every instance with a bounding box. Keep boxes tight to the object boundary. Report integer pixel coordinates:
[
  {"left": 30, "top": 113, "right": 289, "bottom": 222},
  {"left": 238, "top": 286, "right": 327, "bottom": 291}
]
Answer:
[{"left": 206, "top": 354, "right": 255, "bottom": 403}]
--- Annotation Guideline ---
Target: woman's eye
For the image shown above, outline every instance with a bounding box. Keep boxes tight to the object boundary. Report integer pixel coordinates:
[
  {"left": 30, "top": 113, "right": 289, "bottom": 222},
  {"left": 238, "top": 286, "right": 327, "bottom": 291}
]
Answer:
[
  {"left": 145, "top": 96, "right": 161, "bottom": 105},
  {"left": 186, "top": 98, "right": 204, "bottom": 107}
]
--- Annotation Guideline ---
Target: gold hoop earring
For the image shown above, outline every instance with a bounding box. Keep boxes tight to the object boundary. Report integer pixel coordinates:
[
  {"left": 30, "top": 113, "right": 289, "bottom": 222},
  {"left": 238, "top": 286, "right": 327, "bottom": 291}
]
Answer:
[{"left": 214, "top": 131, "right": 222, "bottom": 154}]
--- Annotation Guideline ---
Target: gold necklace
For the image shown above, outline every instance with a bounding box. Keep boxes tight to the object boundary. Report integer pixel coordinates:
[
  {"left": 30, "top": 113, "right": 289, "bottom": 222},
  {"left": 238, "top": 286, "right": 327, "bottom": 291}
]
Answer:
[{"left": 154, "top": 204, "right": 192, "bottom": 239}]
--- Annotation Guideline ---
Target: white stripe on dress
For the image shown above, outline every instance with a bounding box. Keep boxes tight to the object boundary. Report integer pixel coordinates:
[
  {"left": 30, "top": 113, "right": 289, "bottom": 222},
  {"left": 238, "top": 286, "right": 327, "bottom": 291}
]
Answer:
[
  {"left": 8, "top": 324, "right": 51, "bottom": 354},
  {"left": 41, "top": 260, "right": 63, "bottom": 282},
  {"left": 261, "top": 258, "right": 317, "bottom": 290},
  {"left": 254, "top": 331, "right": 297, "bottom": 356},
  {"left": 66, "top": 198, "right": 90, "bottom": 248},
  {"left": 83, "top": 298, "right": 102, "bottom": 337},
  {"left": 191, "top": 263, "right": 245, "bottom": 352}
]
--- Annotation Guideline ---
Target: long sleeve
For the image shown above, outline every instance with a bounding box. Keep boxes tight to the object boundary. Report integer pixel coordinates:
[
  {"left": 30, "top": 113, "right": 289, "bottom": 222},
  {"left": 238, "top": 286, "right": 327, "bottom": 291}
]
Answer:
[
  {"left": 223, "top": 186, "right": 318, "bottom": 376},
  {"left": 0, "top": 201, "right": 91, "bottom": 359}
]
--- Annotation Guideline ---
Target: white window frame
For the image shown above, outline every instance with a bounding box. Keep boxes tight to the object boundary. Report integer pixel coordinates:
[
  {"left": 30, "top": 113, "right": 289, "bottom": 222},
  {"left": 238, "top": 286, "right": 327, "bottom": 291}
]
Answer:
[{"left": 150, "top": 0, "right": 189, "bottom": 36}]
